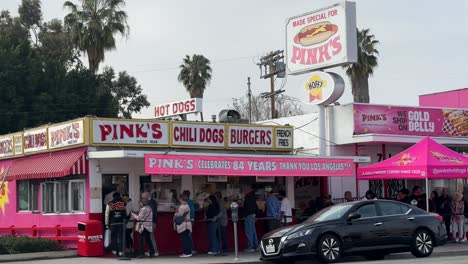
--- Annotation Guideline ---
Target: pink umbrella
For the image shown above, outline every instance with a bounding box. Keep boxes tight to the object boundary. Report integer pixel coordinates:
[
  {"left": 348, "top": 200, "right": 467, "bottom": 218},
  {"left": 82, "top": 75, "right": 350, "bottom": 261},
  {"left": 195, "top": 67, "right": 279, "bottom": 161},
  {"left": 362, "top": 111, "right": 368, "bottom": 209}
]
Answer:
[{"left": 358, "top": 137, "right": 468, "bottom": 210}]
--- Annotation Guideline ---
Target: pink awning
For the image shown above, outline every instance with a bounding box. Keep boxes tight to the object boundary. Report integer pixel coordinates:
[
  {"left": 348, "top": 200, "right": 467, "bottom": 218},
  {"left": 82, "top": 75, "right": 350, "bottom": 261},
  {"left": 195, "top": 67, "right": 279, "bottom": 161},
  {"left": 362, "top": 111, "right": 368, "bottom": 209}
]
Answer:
[
  {"left": 6, "top": 147, "right": 88, "bottom": 180},
  {"left": 358, "top": 137, "right": 468, "bottom": 180}
]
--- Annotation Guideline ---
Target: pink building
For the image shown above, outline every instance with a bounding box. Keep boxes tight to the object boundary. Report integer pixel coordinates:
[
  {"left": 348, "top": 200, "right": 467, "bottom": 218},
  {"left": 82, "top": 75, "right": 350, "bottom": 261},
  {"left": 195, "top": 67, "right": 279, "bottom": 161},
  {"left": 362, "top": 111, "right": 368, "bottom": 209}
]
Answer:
[{"left": 419, "top": 88, "right": 468, "bottom": 108}]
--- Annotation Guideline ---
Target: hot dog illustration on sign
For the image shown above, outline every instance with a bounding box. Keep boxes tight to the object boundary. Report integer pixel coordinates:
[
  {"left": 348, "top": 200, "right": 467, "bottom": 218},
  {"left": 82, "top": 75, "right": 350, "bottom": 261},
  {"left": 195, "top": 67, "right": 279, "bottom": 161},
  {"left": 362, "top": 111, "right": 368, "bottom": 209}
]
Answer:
[{"left": 294, "top": 22, "right": 338, "bottom": 47}]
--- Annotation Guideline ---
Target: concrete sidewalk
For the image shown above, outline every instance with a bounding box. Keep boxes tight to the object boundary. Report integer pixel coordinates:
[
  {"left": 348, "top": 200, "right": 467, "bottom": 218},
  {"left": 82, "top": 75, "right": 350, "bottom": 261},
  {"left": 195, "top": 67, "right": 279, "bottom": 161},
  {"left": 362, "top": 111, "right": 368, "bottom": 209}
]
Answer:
[{"left": 1, "top": 243, "right": 468, "bottom": 263}]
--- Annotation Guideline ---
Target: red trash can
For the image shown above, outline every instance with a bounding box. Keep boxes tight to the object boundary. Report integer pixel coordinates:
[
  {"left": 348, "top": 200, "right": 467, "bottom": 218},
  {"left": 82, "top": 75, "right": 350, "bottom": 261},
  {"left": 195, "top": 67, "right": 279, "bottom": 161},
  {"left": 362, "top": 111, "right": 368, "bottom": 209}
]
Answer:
[{"left": 77, "top": 220, "right": 104, "bottom": 257}]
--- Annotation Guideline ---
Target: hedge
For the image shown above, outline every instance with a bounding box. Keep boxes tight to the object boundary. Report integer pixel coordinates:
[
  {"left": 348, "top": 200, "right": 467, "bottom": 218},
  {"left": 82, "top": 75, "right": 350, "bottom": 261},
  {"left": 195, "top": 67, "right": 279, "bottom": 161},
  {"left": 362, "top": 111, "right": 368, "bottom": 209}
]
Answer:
[{"left": 0, "top": 236, "right": 62, "bottom": 254}]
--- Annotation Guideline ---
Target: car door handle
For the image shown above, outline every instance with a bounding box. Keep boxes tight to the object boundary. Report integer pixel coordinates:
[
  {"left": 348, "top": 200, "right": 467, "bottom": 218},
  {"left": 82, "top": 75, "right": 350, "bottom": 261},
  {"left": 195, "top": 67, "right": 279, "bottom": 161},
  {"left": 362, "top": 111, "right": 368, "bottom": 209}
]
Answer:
[
  {"left": 374, "top": 222, "right": 383, "bottom": 226},
  {"left": 407, "top": 217, "right": 415, "bottom": 221}
]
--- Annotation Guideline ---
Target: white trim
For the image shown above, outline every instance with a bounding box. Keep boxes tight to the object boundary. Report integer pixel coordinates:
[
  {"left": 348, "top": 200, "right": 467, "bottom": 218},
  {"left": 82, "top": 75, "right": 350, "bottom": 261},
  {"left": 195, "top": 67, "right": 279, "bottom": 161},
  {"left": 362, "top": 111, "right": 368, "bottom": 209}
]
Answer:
[{"left": 340, "top": 134, "right": 468, "bottom": 146}]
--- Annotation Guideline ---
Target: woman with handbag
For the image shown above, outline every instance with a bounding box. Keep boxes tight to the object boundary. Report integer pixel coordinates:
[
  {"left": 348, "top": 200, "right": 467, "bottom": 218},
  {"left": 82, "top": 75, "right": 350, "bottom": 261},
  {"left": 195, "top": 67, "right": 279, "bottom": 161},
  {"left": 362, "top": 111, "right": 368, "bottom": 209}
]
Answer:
[
  {"left": 132, "top": 200, "right": 155, "bottom": 258},
  {"left": 174, "top": 194, "right": 193, "bottom": 258}
]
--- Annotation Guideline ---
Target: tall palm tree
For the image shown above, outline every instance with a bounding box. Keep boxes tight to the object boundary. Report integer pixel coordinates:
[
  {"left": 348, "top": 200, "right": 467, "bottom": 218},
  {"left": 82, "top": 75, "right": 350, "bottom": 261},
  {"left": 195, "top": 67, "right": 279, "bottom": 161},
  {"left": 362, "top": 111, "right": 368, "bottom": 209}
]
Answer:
[
  {"left": 178, "top": 54, "right": 212, "bottom": 121},
  {"left": 343, "top": 28, "right": 379, "bottom": 103},
  {"left": 178, "top": 54, "right": 212, "bottom": 98},
  {"left": 63, "top": 0, "right": 129, "bottom": 73}
]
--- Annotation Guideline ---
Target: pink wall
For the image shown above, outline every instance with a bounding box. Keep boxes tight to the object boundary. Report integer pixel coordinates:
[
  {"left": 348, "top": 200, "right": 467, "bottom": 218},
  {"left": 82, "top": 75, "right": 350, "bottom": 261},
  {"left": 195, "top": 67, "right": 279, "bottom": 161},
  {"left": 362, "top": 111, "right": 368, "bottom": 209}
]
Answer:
[
  {"left": 0, "top": 178, "right": 90, "bottom": 229},
  {"left": 419, "top": 88, "right": 468, "bottom": 108}
]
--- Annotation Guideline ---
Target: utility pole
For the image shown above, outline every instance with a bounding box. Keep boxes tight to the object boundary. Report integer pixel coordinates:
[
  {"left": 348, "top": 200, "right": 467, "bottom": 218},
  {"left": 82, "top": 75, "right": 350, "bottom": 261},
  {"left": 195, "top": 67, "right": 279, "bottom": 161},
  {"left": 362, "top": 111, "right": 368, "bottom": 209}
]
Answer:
[
  {"left": 257, "top": 50, "right": 285, "bottom": 119},
  {"left": 247, "top": 77, "right": 252, "bottom": 124}
]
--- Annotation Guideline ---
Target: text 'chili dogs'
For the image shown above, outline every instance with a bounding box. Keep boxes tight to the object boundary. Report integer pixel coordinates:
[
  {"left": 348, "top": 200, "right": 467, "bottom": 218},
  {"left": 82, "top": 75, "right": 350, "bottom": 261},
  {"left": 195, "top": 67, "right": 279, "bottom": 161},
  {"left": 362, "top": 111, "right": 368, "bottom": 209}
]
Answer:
[{"left": 294, "top": 22, "right": 338, "bottom": 47}]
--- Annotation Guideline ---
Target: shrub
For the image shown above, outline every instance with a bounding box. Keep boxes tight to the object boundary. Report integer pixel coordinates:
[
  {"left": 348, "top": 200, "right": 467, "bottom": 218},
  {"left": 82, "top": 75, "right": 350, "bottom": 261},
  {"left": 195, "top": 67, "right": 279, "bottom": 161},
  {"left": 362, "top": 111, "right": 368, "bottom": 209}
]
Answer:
[{"left": 0, "top": 236, "right": 62, "bottom": 254}]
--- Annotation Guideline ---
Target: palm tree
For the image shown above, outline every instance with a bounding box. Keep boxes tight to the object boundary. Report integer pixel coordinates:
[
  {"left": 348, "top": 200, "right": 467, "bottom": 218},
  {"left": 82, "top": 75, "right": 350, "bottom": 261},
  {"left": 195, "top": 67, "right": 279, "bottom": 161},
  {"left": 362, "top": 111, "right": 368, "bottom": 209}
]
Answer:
[
  {"left": 63, "top": 0, "right": 129, "bottom": 73},
  {"left": 343, "top": 28, "right": 379, "bottom": 103},
  {"left": 178, "top": 54, "right": 212, "bottom": 121}
]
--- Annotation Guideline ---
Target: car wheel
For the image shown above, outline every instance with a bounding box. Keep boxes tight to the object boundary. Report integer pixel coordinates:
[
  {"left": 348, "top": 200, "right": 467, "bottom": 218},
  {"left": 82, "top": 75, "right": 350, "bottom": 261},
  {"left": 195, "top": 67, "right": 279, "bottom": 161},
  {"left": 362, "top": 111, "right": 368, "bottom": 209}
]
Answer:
[
  {"left": 364, "top": 254, "right": 386, "bottom": 260},
  {"left": 317, "top": 234, "right": 342, "bottom": 263},
  {"left": 411, "top": 229, "right": 434, "bottom": 258}
]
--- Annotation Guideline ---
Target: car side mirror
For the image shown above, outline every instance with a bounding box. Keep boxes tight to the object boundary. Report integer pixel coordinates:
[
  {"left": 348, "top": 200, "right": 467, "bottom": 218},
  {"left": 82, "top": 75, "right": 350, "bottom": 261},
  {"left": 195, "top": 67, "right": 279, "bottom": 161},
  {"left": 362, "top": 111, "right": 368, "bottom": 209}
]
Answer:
[{"left": 347, "top": 212, "right": 361, "bottom": 221}]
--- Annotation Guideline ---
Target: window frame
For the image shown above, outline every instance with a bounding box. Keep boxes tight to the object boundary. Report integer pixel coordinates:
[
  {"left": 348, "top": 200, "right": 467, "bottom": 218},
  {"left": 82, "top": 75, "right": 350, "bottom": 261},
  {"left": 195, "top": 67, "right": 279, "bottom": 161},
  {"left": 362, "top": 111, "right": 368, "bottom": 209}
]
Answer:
[
  {"left": 40, "top": 177, "right": 86, "bottom": 214},
  {"left": 17, "top": 180, "right": 39, "bottom": 212},
  {"left": 69, "top": 179, "right": 85, "bottom": 213}
]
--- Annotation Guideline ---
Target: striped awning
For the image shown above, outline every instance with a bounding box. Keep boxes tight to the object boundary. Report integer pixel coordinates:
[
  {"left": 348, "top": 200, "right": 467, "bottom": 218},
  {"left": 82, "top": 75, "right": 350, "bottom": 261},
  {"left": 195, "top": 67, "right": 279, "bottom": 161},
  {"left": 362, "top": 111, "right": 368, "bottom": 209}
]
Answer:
[{"left": 7, "top": 147, "right": 87, "bottom": 180}]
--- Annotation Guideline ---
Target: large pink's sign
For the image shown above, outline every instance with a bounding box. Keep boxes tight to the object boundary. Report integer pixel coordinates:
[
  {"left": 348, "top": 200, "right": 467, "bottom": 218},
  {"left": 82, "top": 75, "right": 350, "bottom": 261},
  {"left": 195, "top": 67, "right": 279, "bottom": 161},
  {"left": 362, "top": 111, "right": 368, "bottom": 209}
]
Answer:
[
  {"left": 145, "top": 154, "right": 354, "bottom": 177},
  {"left": 354, "top": 104, "right": 468, "bottom": 137}
]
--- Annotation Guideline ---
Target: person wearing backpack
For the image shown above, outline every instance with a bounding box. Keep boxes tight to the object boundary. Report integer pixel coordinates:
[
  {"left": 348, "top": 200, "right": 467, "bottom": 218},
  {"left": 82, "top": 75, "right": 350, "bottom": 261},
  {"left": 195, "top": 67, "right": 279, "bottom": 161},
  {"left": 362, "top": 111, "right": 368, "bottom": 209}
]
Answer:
[{"left": 174, "top": 194, "right": 193, "bottom": 258}]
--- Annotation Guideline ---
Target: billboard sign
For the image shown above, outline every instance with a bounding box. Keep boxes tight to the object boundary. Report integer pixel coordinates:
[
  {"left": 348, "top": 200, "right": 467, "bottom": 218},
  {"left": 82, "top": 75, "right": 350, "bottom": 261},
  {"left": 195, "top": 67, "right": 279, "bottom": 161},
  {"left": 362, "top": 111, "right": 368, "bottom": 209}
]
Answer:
[
  {"left": 23, "top": 128, "right": 48, "bottom": 154},
  {"left": 354, "top": 104, "right": 468, "bottom": 137},
  {"left": 48, "top": 119, "right": 85, "bottom": 149},
  {"left": 303, "top": 71, "right": 345, "bottom": 105},
  {"left": 91, "top": 119, "right": 170, "bottom": 146},
  {"left": 154, "top": 98, "right": 202, "bottom": 118},
  {"left": 145, "top": 154, "right": 354, "bottom": 177},
  {"left": 286, "top": 1, "right": 357, "bottom": 74}
]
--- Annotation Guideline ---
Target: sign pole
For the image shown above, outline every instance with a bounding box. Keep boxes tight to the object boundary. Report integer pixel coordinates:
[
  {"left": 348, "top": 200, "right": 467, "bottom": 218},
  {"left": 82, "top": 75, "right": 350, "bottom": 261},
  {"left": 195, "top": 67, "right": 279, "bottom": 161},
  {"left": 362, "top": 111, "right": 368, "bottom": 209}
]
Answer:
[
  {"left": 425, "top": 177, "right": 430, "bottom": 212},
  {"left": 318, "top": 104, "right": 329, "bottom": 195}
]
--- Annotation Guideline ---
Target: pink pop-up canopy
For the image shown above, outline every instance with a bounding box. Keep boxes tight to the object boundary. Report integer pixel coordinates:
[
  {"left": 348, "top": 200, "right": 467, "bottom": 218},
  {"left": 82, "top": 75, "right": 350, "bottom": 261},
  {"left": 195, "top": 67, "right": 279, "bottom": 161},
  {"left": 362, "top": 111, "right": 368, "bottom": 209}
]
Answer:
[{"left": 358, "top": 137, "right": 468, "bottom": 180}]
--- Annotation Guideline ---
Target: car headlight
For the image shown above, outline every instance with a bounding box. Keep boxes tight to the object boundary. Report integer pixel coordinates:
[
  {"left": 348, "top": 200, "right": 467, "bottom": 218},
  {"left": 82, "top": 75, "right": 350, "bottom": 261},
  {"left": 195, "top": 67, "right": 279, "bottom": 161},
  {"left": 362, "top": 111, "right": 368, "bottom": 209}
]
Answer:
[{"left": 287, "top": 229, "right": 313, "bottom": 240}]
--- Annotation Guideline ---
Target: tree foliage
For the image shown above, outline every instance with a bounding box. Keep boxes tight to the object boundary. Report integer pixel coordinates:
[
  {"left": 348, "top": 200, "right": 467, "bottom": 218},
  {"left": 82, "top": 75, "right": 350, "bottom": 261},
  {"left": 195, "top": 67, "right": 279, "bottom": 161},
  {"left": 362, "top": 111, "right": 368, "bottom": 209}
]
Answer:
[
  {"left": 0, "top": 1, "right": 147, "bottom": 135},
  {"left": 343, "top": 28, "right": 379, "bottom": 103},
  {"left": 64, "top": 0, "right": 129, "bottom": 73},
  {"left": 232, "top": 94, "right": 305, "bottom": 122},
  {"left": 178, "top": 54, "right": 212, "bottom": 98}
]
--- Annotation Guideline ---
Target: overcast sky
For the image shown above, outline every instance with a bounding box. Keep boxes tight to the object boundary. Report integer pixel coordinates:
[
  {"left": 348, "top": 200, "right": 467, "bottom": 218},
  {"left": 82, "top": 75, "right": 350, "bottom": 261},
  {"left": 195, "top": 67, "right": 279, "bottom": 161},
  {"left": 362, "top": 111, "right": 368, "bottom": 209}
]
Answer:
[{"left": 3, "top": 0, "right": 468, "bottom": 119}]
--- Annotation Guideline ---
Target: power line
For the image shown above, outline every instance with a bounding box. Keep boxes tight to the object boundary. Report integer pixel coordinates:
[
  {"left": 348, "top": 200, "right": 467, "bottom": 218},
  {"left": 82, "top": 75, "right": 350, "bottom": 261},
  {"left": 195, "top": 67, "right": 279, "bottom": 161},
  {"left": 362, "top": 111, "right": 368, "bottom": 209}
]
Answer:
[{"left": 130, "top": 55, "right": 256, "bottom": 74}]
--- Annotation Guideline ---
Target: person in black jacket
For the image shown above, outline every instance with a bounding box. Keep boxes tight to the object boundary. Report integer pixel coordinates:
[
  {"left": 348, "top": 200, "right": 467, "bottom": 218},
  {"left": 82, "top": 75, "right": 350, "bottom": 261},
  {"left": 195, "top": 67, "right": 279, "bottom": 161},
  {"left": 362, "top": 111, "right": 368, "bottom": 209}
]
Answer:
[
  {"left": 243, "top": 185, "right": 258, "bottom": 252},
  {"left": 105, "top": 192, "right": 127, "bottom": 256},
  {"left": 437, "top": 188, "right": 452, "bottom": 236},
  {"left": 205, "top": 195, "right": 220, "bottom": 255}
]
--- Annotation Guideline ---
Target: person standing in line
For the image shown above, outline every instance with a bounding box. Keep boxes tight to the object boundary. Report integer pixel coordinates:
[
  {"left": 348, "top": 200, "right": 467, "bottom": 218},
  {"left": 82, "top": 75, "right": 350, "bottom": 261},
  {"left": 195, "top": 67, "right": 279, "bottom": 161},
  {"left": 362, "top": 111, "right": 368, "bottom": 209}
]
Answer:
[
  {"left": 265, "top": 190, "right": 281, "bottom": 232},
  {"left": 174, "top": 194, "right": 193, "bottom": 258},
  {"left": 428, "top": 191, "right": 439, "bottom": 213},
  {"left": 243, "top": 185, "right": 258, "bottom": 252},
  {"left": 122, "top": 194, "right": 138, "bottom": 255},
  {"left": 437, "top": 188, "right": 452, "bottom": 236},
  {"left": 397, "top": 188, "right": 411, "bottom": 204},
  {"left": 141, "top": 192, "right": 159, "bottom": 257},
  {"left": 183, "top": 190, "right": 196, "bottom": 254},
  {"left": 132, "top": 199, "right": 155, "bottom": 258},
  {"left": 300, "top": 199, "right": 317, "bottom": 222},
  {"left": 205, "top": 195, "right": 220, "bottom": 255},
  {"left": 215, "top": 192, "right": 228, "bottom": 253},
  {"left": 363, "top": 190, "right": 377, "bottom": 200},
  {"left": 451, "top": 192, "right": 465, "bottom": 243},
  {"left": 278, "top": 190, "right": 292, "bottom": 226},
  {"left": 409, "top": 186, "right": 426, "bottom": 210},
  {"left": 105, "top": 192, "right": 127, "bottom": 256},
  {"left": 344, "top": 191, "right": 353, "bottom": 202}
]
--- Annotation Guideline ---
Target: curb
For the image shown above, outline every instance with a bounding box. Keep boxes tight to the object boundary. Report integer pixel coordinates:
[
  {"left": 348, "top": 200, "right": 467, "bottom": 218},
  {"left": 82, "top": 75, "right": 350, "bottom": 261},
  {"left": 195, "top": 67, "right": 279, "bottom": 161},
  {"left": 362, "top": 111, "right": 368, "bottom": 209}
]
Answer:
[
  {"left": 0, "top": 250, "right": 77, "bottom": 263},
  {"left": 1, "top": 248, "right": 467, "bottom": 263}
]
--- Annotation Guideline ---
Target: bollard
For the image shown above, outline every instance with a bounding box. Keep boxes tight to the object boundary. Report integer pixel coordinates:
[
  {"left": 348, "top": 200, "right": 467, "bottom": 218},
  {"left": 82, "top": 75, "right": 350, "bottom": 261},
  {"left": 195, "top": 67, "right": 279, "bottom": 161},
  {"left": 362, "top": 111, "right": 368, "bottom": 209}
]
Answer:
[
  {"left": 119, "top": 219, "right": 130, "bottom": 260},
  {"left": 231, "top": 202, "right": 240, "bottom": 261}
]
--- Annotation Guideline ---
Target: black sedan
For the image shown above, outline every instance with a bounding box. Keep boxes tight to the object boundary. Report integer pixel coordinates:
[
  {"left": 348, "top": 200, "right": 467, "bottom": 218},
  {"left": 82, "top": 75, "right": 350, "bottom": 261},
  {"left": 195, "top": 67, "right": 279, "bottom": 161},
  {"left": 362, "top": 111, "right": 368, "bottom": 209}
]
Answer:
[{"left": 260, "top": 200, "right": 447, "bottom": 263}]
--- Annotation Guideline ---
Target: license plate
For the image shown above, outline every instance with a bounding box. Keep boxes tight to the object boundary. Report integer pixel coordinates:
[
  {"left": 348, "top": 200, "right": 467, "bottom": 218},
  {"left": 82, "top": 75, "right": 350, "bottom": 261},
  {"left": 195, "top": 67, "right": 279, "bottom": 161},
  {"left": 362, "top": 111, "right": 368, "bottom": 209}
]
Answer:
[{"left": 265, "top": 244, "right": 276, "bottom": 253}]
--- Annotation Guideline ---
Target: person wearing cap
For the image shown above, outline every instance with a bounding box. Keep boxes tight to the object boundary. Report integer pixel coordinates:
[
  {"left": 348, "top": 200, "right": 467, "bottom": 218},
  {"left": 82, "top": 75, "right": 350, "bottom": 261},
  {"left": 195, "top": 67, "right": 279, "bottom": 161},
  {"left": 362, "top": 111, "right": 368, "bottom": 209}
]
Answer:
[{"left": 105, "top": 192, "right": 127, "bottom": 256}]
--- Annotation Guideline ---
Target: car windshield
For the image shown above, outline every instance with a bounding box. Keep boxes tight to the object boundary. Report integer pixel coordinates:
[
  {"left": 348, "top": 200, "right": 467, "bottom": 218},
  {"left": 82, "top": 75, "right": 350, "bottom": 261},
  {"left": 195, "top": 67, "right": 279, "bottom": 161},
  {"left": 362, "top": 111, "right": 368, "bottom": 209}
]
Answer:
[{"left": 306, "top": 204, "right": 353, "bottom": 223}]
